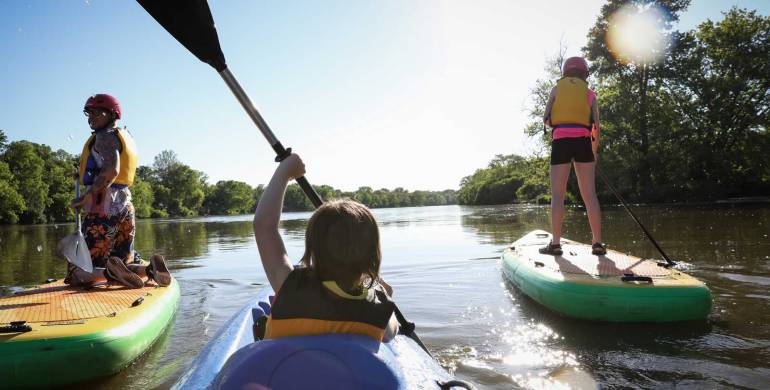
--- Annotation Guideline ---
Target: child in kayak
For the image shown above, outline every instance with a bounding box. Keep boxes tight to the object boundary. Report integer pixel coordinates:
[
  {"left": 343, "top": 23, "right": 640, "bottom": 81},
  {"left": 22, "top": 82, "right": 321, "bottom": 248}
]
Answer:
[
  {"left": 541, "top": 57, "right": 606, "bottom": 256},
  {"left": 253, "top": 154, "right": 399, "bottom": 342}
]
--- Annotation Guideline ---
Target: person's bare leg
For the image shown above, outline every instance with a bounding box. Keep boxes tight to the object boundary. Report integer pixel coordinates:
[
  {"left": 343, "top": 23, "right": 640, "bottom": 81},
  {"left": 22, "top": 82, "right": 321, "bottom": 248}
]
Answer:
[
  {"left": 574, "top": 161, "right": 602, "bottom": 243},
  {"left": 550, "top": 163, "right": 572, "bottom": 244}
]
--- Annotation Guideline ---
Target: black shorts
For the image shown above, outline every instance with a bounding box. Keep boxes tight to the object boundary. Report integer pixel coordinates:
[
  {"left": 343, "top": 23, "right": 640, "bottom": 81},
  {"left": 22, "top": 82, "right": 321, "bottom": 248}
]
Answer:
[{"left": 550, "top": 137, "right": 594, "bottom": 165}]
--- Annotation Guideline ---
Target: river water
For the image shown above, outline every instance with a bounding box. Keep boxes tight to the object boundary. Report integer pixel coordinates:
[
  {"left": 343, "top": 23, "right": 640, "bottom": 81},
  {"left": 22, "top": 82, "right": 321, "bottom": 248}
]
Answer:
[{"left": 1, "top": 204, "right": 769, "bottom": 389}]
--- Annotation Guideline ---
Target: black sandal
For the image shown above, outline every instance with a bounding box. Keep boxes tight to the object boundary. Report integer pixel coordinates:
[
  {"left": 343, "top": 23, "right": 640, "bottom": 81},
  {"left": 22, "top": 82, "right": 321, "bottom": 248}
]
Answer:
[
  {"left": 539, "top": 242, "right": 563, "bottom": 256},
  {"left": 592, "top": 242, "right": 607, "bottom": 255}
]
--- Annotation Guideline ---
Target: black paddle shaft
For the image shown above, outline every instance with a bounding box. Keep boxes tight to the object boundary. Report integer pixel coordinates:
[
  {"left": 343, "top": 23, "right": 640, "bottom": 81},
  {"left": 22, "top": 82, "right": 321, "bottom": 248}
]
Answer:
[
  {"left": 596, "top": 165, "right": 676, "bottom": 266},
  {"left": 137, "top": 0, "right": 321, "bottom": 208},
  {"left": 219, "top": 68, "right": 322, "bottom": 207}
]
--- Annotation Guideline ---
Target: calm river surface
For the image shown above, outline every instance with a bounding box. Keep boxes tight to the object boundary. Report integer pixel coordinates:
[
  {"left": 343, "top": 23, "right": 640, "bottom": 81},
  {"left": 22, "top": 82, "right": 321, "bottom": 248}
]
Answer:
[{"left": 2, "top": 204, "right": 769, "bottom": 389}]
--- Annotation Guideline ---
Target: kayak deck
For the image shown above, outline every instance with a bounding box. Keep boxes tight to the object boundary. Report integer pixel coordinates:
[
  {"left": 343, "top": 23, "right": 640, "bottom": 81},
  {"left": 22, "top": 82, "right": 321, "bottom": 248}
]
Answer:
[
  {"left": 175, "top": 286, "right": 460, "bottom": 389},
  {"left": 502, "top": 230, "right": 712, "bottom": 322}
]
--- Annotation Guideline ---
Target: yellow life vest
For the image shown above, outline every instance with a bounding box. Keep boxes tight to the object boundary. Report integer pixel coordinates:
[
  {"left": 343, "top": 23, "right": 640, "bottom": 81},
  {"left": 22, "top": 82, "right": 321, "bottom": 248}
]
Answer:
[
  {"left": 266, "top": 268, "right": 395, "bottom": 341},
  {"left": 78, "top": 128, "right": 138, "bottom": 187},
  {"left": 550, "top": 77, "right": 592, "bottom": 128}
]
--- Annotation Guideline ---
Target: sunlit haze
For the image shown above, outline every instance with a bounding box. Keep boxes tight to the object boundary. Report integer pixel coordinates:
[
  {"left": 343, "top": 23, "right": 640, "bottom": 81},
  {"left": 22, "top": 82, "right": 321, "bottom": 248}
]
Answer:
[
  {"left": 1, "top": 1, "right": 766, "bottom": 191},
  {"left": 606, "top": 4, "right": 670, "bottom": 64}
]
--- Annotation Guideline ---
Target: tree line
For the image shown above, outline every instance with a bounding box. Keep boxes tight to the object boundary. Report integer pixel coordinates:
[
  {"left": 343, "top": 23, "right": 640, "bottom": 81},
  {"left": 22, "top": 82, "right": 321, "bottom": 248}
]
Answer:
[
  {"left": 459, "top": 4, "right": 769, "bottom": 205},
  {"left": 0, "top": 134, "right": 457, "bottom": 224}
]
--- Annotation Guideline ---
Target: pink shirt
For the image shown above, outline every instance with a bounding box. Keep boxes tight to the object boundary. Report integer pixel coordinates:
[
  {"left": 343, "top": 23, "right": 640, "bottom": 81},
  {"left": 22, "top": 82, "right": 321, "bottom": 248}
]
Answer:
[{"left": 552, "top": 89, "right": 595, "bottom": 140}]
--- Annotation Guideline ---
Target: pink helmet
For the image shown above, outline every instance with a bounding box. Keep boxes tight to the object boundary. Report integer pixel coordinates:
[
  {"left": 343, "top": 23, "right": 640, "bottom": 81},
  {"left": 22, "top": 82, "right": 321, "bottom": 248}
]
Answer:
[
  {"left": 562, "top": 57, "right": 589, "bottom": 76},
  {"left": 84, "top": 94, "right": 121, "bottom": 119}
]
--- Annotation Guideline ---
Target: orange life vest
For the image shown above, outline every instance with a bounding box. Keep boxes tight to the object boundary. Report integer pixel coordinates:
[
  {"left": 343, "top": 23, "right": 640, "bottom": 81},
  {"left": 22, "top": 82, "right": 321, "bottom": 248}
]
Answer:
[
  {"left": 78, "top": 128, "right": 138, "bottom": 187},
  {"left": 266, "top": 268, "right": 395, "bottom": 341},
  {"left": 551, "top": 77, "right": 592, "bottom": 128}
]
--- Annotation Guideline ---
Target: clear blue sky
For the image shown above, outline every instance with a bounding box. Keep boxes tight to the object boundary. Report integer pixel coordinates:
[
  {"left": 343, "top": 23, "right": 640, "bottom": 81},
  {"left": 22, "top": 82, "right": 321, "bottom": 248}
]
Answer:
[{"left": 2, "top": 0, "right": 767, "bottom": 191}]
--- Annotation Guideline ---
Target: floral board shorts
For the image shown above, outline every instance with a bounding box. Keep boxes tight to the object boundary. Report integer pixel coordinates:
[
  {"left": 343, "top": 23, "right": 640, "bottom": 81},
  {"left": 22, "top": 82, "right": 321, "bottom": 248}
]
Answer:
[{"left": 81, "top": 202, "right": 136, "bottom": 268}]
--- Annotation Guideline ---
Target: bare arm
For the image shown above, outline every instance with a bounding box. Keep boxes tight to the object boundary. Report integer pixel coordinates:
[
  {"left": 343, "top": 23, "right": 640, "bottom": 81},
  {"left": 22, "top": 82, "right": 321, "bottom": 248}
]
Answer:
[
  {"left": 378, "top": 281, "right": 399, "bottom": 342},
  {"left": 591, "top": 96, "right": 601, "bottom": 154},
  {"left": 253, "top": 154, "right": 306, "bottom": 292},
  {"left": 382, "top": 314, "right": 399, "bottom": 342},
  {"left": 72, "top": 132, "right": 120, "bottom": 208},
  {"left": 543, "top": 87, "right": 557, "bottom": 126}
]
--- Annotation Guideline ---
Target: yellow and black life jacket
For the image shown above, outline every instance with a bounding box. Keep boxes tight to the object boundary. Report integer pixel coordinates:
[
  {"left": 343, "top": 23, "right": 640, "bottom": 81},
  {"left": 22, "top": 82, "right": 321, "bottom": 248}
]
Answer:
[
  {"left": 551, "top": 77, "right": 592, "bottom": 128},
  {"left": 79, "top": 128, "right": 138, "bottom": 188},
  {"left": 266, "top": 268, "right": 396, "bottom": 341}
]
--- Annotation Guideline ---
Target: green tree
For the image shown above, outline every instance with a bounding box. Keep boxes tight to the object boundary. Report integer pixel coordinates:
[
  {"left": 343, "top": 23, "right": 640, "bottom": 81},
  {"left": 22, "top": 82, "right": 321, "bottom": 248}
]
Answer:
[
  {"left": 153, "top": 150, "right": 180, "bottom": 175},
  {"left": 585, "top": 0, "right": 691, "bottom": 197},
  {"left": 0, "top": 160, "right": 25, "bottom": 223},
  {"left": 34, "top": 145, "right": 76, "bottom": 222},
  {"left": 159, "top": 163, "right": 205, "bottom": 217},
  {"left": 131, "top": 176, "right": 155, "bottom": 218},
  {"left": 283, "top": 183, "right": 314, "bottom": 211},
  {"left": 0, "top": 130, "right": 7, "bottom": 153},
  {"left": 146, "top": 151, "right": 206, "bottom": 217},
  {"left": 524, "top": 45, "right": 567, "bottom": 143},
  {"left": 663, "top": 8, "right": 770, "bottom": 198},
  {"left": 204, "top": 180, "right": 256, "bottom": 215},
  {"left": 2, "top": 141, "right": 49, "bottom": 223}
]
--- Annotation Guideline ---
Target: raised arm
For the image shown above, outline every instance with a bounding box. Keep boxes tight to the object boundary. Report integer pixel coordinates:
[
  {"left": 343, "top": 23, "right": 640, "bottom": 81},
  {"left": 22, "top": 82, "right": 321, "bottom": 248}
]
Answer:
[{"left": 253, "top": 154, "right": 306, "bottom": 292}]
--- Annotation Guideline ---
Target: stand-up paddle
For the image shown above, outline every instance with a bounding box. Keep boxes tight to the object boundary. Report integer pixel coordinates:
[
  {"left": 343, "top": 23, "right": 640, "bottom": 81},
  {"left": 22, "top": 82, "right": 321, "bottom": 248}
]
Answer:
[
  {"left": 56, "top": 180, "right": 93, "bottom": 273},
  {"left": 136, "top": 0, "right": 431, "bottom": 355},
  {"left": 596, "top": 165, "right": 676, "bottom": 267}
]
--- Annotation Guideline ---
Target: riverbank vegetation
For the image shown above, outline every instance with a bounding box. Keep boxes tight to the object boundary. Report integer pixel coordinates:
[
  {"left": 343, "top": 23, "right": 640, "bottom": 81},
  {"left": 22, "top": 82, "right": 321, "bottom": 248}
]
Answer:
[
  {"left": 0, "top": 135, "right": 456, "bottom": 224},
  {"left": 459, "top": 5, "right": 769, "bottom": 205}
]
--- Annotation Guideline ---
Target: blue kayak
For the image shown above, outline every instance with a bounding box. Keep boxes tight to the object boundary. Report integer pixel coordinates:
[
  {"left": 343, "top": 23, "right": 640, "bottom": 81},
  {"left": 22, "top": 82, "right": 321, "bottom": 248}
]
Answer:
[{"left": 174, "top": 286, "right": 475, "bottom": 389}]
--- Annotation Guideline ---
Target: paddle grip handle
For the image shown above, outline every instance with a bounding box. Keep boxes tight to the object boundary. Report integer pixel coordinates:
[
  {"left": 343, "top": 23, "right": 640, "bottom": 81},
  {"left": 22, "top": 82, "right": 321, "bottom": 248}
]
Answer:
[{"left": 271, "top": 141, "right": 323, "bottom": 208}]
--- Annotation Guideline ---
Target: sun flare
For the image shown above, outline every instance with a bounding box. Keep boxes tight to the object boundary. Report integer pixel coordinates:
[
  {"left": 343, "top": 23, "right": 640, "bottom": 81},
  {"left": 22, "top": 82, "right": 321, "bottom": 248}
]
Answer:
[{"left": 606, "top": 4, "right": 670, "bottom": 65}]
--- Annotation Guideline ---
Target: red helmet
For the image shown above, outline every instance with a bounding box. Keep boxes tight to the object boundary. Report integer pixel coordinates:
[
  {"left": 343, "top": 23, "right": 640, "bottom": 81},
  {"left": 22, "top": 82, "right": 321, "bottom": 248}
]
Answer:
[
  {"left": 562, "top": 57, "right": 589, "bottom": 76},
  {"left": 84, "top": 94, "right": 121, "bottom": 119}
]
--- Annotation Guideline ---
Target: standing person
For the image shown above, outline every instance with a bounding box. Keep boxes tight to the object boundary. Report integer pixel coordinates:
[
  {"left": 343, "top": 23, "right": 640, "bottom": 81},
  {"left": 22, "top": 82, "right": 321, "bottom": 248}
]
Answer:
[
  {"left": 66, "top": 93, "right": 171, "bottom": 288},
  {"left": 540, "top": 57, "right": 606, "bottom": 256},
  {"left": 253, "top": 154, "right": 399, "bottom": 342}
]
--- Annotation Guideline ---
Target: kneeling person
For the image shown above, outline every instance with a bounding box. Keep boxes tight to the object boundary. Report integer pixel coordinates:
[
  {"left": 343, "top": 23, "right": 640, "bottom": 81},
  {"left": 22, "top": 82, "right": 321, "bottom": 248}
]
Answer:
[{"left": 66, "top": 93, "right": 170, "bottom": 288}]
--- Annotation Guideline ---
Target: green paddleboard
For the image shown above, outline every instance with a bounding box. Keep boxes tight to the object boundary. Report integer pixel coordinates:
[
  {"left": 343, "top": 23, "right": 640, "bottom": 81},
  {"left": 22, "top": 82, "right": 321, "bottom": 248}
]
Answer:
[{"left": 502, "top": 230, "right": 711, "bottom": 322}]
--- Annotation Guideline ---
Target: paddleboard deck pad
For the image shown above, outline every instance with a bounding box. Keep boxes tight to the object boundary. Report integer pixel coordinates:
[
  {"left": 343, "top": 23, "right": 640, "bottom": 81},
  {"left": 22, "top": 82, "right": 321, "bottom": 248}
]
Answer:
[
  {"left": 502, "top": 230, "right": 711, "bottom": 322},
  {"left": 0, "top": 278, "right": 180, "bottom": 388}
]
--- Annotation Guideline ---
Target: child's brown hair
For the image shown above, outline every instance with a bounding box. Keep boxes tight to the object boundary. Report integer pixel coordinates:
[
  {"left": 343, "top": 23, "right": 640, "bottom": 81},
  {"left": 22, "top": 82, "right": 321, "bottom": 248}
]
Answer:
[{"left": 300, "top": 199, "right": 381, "bottom": 293}]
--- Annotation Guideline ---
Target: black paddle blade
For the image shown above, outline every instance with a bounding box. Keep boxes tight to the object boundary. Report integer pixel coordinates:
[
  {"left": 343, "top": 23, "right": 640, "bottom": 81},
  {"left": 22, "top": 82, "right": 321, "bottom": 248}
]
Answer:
[{"left": 137, "top": 0, "right": 227, "bottom": 71}]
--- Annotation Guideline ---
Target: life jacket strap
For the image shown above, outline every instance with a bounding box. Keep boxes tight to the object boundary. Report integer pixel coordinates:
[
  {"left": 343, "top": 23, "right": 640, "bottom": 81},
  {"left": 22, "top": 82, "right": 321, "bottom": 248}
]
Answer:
[{"left": 553, "top": 123, "right": 592, "bottom": 130}]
